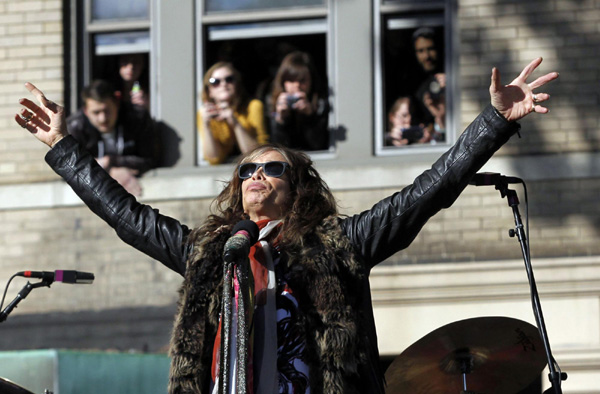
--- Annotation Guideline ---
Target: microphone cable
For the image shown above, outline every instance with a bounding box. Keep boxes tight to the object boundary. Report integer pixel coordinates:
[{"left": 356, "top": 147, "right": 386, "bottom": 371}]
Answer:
[{"left": 0, "top": 273, "right": 19, "bottom": 311}]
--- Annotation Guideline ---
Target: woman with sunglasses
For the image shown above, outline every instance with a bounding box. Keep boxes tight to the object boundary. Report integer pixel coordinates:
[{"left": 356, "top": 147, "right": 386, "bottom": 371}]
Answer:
[
  {"left": 199, "top": 62, "right": 268, "bottom": 164},
  {"left": 15, "top": 57, "right": 557, "bottom": 394},
  {"left": 270, "top": 51, "right": 329, "bottom": 151}
]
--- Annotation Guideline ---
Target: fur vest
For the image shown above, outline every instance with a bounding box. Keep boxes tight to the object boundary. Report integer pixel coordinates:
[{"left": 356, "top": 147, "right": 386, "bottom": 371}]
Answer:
[{"left": 168, "top": 216, "right": 369, "bottom": 394}]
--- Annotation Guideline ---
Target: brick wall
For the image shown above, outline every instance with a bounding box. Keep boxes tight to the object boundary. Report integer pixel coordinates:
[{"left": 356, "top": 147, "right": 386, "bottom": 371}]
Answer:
[
  {"left": 0, "top": 197, "right": 215, "bottom": 315},
  {"left": 0, "top": 0, "right": 64, "bottom": 184},
  {"left": 459, "top": 0, "right": 600, "bottom": 155},
  {"left": 1, "top": 175, "right": 598, "bottom": 316},
  {"left": 336, "top": 179, "right": 600, "bottom": 265}
]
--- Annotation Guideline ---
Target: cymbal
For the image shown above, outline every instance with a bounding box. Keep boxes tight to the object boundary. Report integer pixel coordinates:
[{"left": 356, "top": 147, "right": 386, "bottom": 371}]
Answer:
[
  {"left": 385, "top": 316, "right": 547, "bottom": 394},
  {"left": 0, "top": 377, "right": 33, "bottom": 394}
]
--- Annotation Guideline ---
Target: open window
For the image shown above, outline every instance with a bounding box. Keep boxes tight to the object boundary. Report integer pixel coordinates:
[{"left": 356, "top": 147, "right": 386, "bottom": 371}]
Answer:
[
  {"left": 374, "top": 1, "right": 457, "bottom": 156},
  {"left": 68, "top": 0, "right": 151, "bottom": 112},
  {"left": 196, "top": 1, "right": 332, "bottom": 165},
  {"left": 91, "top": 32, "right": 150, "bottom": 105},
  {"left": 204, "top": 0, "right": 324, "bottom": 12}
]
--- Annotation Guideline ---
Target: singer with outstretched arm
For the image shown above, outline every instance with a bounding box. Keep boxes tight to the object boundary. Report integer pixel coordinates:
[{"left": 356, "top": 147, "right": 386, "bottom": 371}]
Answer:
[{"left": 14, "top": 58, "right": 557, "bottom": 394}]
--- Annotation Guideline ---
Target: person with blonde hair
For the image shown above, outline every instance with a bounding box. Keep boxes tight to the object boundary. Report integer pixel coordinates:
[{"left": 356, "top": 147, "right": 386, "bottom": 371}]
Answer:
[
  {"left": 385, "top": 96, "right": 433, "bottom": 146},
  {"left": 199, "top": 62, "right": 268, "bottom": 164}
]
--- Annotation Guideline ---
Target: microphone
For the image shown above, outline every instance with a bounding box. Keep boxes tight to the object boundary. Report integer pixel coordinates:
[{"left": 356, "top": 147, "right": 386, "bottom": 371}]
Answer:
[
  {"left": 16, "top": 270, "right": 94, "bottom": 284},
  {"left": 469, "top": 172, "right": 522, "bottom": 187},
  {"left": 223, "top": 220, "right": 260, "bottom": 263}
]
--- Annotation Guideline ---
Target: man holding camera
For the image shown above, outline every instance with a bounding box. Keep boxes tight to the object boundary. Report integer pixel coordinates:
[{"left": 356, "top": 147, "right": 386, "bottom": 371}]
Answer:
[{"left": 412, "top": 27, "right": 446, "bottom": 142}]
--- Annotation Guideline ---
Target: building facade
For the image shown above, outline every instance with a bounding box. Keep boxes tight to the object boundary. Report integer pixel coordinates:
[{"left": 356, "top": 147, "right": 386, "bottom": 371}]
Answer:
[{"left": 0, "top": 0, "right": 599, "bottom": 392}]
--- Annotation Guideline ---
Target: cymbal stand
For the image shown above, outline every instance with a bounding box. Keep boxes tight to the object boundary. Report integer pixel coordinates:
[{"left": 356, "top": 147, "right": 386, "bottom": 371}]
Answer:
[
  {"left": 495, "top": 181, "right": 567, "bottom": 394},
  {"left": 459, "top": 353, "right": 472, "bottom": 393},
  {"left": 0, "top": 279, "right": 53, "bottom": 323}
]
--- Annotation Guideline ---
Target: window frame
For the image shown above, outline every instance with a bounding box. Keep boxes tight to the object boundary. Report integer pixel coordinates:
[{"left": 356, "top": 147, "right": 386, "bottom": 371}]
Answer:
[
  {"left": 67, "top": 0, "right": 152, "bottom": 113},
  {"left": 373, "top": 0, "right": 459, "bottom": 158},
  {"left": 194, "top": 0, "right": 337, "bottom": 166},
  {"left": 65, "top": 0, "right": 459, "bottom": 175}
]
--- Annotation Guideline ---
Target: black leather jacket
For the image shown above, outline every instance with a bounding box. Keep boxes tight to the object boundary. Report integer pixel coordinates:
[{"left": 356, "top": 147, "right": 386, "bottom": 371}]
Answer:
[{"left": 46, "top": 104, "right": 518, "bottom": 392}]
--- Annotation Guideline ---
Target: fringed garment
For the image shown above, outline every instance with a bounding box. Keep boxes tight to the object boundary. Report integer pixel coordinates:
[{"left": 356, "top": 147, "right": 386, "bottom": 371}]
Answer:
[{"left": 168, "top": 217, "right": 370, "bottom": 394}]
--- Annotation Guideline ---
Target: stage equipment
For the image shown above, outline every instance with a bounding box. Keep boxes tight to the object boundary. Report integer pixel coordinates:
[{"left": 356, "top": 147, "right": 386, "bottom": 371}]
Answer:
[
  {"left": 0, "top": 377, "right": 35, "bottom": 394},
  {"left": 0, "top": 270, "right": 94, "bottom": 323},
  {"left": 469, "top": 172, "right": 567, "bottom": 393},
  {"left": 219, "top": 220, "right": 260, "bottom": 394},
  {"left": 385, "top": 316, "right": 546, "bottom": 394}
]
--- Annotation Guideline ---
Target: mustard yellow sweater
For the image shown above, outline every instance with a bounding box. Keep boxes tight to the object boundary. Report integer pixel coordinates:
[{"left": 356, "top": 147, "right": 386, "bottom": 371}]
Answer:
[{"left": 198, "top": 99, "right": 268, "bottom": 165}]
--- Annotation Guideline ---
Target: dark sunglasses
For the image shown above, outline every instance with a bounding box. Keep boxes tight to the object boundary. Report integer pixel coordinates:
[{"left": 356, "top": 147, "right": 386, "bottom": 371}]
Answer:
[
  {"left": 208, "top": 75, "right": 234, "bottom": 87},
  {"left": 238, "top": 161, "right": 289, "bottom": 179}
]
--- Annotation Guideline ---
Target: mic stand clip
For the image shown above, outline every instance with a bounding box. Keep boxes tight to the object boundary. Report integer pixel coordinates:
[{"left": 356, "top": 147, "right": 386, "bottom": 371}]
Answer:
[{"left": 0, "top": 278, "right": 54, "bottom": 323}]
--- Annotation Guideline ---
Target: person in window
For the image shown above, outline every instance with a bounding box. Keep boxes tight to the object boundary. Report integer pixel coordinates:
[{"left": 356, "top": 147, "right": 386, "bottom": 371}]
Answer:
[
  {"left": 66, "top": 79, "right": 159, "bottom": 196},
  {"left": 16, "top": 57, "right": 557, "bottom": 393},
  {"left": 118, "top": 53, "right": 150, "bottom": 110},
  {"left": 270, "top": 51, "right": 329, "bottom": 151},
  {"left": 412, "top": 27, "right": 446, "bottom": 142},
  {"left": 385, "top": 96, "right": 432, "bottom": 147},
  {"left": 198, "top": 62, "right": 268, "bottom": 165}
]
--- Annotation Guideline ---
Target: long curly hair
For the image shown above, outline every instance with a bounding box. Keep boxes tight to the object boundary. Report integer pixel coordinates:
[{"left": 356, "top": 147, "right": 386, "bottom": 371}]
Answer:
[{"left": 189, "top": 143, "right": 338, "bottom": 248}]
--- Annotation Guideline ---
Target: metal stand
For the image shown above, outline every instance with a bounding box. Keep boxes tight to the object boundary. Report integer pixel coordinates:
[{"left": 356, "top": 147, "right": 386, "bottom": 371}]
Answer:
[
  {"left": 218, "top": 254, "right": 252, "bottom": 394},
  {"left": 495, "top": 181, "right": 567, "bottom": 394},
  {"left": 0, "top": 279, "right": 52, "bottom": 323}
]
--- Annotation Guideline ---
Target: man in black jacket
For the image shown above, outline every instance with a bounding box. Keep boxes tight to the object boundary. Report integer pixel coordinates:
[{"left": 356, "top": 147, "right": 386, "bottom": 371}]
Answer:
[
  {"left": 15, "top": 58, "right": 557, "bottom": 393},
  {"left": 412, "top": 27, "right": 447, "bottom": 141},
  {"left": 67, "top": 79, "right": 159, "bottom": 195}
]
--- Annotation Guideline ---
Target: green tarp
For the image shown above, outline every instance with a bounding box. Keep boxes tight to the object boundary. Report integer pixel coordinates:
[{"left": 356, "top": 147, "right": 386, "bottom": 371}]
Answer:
[{"left": 0, "top": 349, "right": 169, "bottom": 394}]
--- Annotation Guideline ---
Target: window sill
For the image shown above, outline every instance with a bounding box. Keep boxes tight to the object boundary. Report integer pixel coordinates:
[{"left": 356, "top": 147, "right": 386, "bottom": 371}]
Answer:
[{"left": 0, "top": 150, "right": 598, "bottom": 211}]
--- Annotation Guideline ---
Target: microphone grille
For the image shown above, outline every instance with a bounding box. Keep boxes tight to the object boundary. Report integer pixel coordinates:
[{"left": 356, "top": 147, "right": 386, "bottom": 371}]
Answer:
[{"left": 232, "top": 220, "right": 260, "bottom": 245}]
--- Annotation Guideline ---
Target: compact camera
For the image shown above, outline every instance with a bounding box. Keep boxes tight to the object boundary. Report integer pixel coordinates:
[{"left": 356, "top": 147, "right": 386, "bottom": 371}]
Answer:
[
  {"left": 286, "top": 94, "right": 300, "bottom": 108},
  {"left": 400, "top": 126, "right": 424, "bottom": 143},
  {"left": 386, "top": 125, "right": 424, "bottom": 145}
]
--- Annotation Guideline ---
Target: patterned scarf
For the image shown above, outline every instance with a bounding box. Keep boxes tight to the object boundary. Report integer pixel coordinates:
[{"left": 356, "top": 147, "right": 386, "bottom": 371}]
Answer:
[{"left": 211, "top": 220, "right": 282, "bottom": 393}]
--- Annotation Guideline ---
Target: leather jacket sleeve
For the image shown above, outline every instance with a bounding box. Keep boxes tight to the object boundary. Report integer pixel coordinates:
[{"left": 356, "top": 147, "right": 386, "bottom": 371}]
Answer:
[
  {"left": 45, "top": 105, "right": 517, "bottom": 276},
  {"left": 45, "top": 135, "right": 189, "bottom": 275},
  {"left": 339, "top": 105, "right": 520, "bottom": 269}
]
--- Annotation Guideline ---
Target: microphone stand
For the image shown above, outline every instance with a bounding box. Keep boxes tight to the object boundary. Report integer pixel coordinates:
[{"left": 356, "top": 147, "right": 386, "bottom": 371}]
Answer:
[
  {"left": 0, "top": 278, "right": 53, "bottom": 323},
  {"left": 219, "top": 253, "right": 253, "bottom": 394},
  {"left": 494, "top": 180, "right": 567, "bottom": 394}
]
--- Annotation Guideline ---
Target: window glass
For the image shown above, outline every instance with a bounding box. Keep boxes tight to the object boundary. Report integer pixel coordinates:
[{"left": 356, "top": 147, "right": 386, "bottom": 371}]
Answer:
[
  {"left": 92, "top": 0, "right": 149, "bottom": 21},
  {"left": 91, "top": 31, "right": 151, "bottom": 106},
  {"left": 205, "top": 0, "right": 324, "bottom": 13},
  {"left": 382, "top": 0, "right": 442, "bottom": 4},
  {"left": 94, "top": 31, "right": 150, "bottom": 56},
  {"left": 89, "top": 32, "right": 151, "bottom": 113},
  {"left": 377, "top": 11, "right": 448, "bottom": 152},
  {"left": 198, "top": 20, "right": 329, "bottom": 165}
]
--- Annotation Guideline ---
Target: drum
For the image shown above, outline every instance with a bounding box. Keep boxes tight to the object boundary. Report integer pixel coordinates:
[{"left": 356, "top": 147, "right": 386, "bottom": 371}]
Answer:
[{"left": 0, "top": 377, "right": 34, "bottom": 394}]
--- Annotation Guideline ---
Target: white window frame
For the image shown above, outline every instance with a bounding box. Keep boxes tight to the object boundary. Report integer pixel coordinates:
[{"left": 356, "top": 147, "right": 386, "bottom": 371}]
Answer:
[
  {"left": 68, "top": 0, "right": 152, "bottom": 111},
  {"left": 195, "top": 0, "right": 336, "bottom": 166},
  {"left": 373, "top": 0, "right": 459, "bottom": 158}
]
